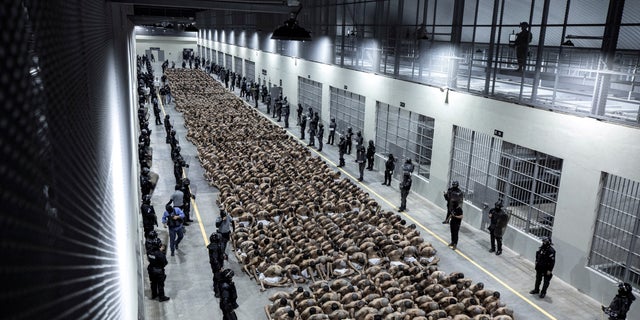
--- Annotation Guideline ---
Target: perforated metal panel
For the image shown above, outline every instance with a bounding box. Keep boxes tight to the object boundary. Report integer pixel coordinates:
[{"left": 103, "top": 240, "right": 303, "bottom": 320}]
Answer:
[{"left": 0, "top": 1, "right": 136, "bottom": 319}]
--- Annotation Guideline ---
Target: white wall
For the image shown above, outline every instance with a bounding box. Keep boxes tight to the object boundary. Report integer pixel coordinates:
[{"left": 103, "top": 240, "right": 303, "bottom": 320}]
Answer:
[
  {"left": 135, "top": 35, "right": 197, "bottom": 64},
  {"left": 203, "top": 38, "right": 640, "bottom": 319}
]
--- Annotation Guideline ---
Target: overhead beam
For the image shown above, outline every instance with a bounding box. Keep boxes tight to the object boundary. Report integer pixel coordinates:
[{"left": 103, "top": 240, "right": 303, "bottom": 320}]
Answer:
[
  {"left": 109, "top": 0, "right": 296, "bottom": 14},
  {"left": 128, "top": 15, "right": 196, "bottom": 25}
]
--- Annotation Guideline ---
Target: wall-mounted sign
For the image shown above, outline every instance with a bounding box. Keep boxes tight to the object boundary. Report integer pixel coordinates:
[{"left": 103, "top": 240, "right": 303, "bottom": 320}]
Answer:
[
  {"left": 400, "top": 102, "right": 406, "bottom": 107},
  {"left": 344, "top": 85, "right": 348, "bottom": 90},
  {"left": 262, "top": 69, "right": 267, "bottom": 76},
  {"left": 494, "top": 129, "right": 504, "bottom": 137}
]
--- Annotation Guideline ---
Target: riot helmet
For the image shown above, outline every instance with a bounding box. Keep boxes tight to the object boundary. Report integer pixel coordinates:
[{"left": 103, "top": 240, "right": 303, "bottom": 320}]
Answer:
[
  {"left": 495, "top": 199, "right": 503, "bottom": 209},
  {"left": 150, "top": 237, "right": 162, "bottom": 250},
  {"left": 210, "top": 232, "right": 220, "bottom": 243},
  {"left": 143, "top": 194, "right": 152, "bottom": 204},
  {"left": 541, "top": 236, "right": 552, "bottom": 246},
  {"left": 221, "top": 268, "right": 235, "bottom": 280},
  {"left": 452, "top": 181, "right": 459, "bottom": 188},
  {"left": 146, "top": 230, "right": 158, "bottom": 239}
]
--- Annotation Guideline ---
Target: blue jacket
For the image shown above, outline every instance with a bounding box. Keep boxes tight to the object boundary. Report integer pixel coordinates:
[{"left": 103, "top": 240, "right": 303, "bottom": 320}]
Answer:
[{"left": 162, "top": 207, "right": 185, "bottom": 229}]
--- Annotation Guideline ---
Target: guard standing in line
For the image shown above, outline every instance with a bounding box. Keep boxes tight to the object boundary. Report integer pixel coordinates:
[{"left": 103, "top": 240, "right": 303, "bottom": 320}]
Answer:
[
  {"left": 366, "top": 140, "right": 376, "bottom": 170},
  {"left": 337, "top": 136, "right": 347, "bottom": 167},
  {"left": 345, "top": 128, "right": 353, "bottom": 154},
  {"left": 144, "top": 230, "right": 160, "bottom": 253},
  {"left": 296, "top": 103, "right": 303, "bottom": 126},
  {"left": 282, "top": 97, "right": 290, "bottom": 128},
  {"left": 308, "top": 113, "right": 317, "bottom": 147},
  {"left": 602, "top": 282, "right": 636, "bottom": 320},
  {"left": 162, "top": 204, "right": 185, "bottom": 256},
  {"left": 448, "top": 201, "right": 463, "bottom": 250},
  {"left": 399, "top": 174, "right": 412, "bottom": 212},
  {"left": 529, "top": 236, "right": 555, "bottom": 298},
  {"left": 147, "top": 239, "right": 170, "bottom": 302},
  {"left": 216, "top": 210, "right": 233, "bottom": 253},
  {"left": 327, "top": 118, "right": 337, "bottom": 145},
  {"left": 141, "top": 194, "right": 157, "bottom": 235},
  {"left": 299, "top": 115, "right": 306, "bottom": 140},
  {"left": 383, "top": 154, "right": 396, "bottom": 186},
  {"left": 163, "top": 115, "right": 172, "bottom": 143},
  {"left": 317, "top": 123, "right": 324, "bottom": 152},
  {"left": 266, "top": 94, "right": 272, "bottom": 114},
  {"left": 152, "top": 97, "right": 162, "bottom": 125},
  {"left": 181, "top": 178, "right": 196, "bottom": 224},
  {"left": 355, "top": 131, "right": 364, "bottom": 148},
  {"left": 488, "top": 199, "right": 509, "bottom": 255},
  {"left": 208, "top": 233, "right": 226, "bottom": 298},
  {"left": 443, "top": 181, "right": 464, "bottom": 224},
  {"left": 219, "top": 269, "right": 239, "bottom": 320},
  {"left": 356, "top": 145, "right": 366, "bottom": 181}
]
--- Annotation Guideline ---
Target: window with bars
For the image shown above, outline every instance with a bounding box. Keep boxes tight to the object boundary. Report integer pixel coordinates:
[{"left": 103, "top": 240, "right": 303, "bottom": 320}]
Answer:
[
  {"left": 589, "top": 174, "right": 640, "bottom": 290},
  {"left": 245, "top": 60, "right": 256, "bottom": 83},
  {"left": 449, "top": 126, "right": 563, "bottom": 238},
  {"left": 298, "top": 77, "right": 323, "bottom": 119},
  {"left": 225, "top": 53, "right": 232, "bottom": 71},
  {"left": 217, "top": 52, "right": 223, "bottom": 66},
  {"left": 329, "top": 87, "right": 365, "bottom": 137},
  {"left": 375, "top": 102, "right": 434, "bottom": 179},
  {"left": 234, "top": 56, "right": 242, "bottom": 74}
]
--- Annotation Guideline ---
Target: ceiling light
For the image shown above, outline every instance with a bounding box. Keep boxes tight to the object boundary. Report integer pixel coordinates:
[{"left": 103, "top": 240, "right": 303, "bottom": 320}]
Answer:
[{"left": 271, "top": 6, "right": 312, "bottom": 41}]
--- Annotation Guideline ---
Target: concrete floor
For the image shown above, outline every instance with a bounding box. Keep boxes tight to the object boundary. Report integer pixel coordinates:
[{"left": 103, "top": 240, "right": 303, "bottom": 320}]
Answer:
[{"left": 141, "top": 65, "right": 605, "bottom": 320}]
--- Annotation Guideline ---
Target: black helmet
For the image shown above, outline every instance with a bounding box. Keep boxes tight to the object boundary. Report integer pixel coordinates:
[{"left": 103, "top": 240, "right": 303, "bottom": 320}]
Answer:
[
  {"left": 150, "top": 237, "right": 162, "bottom": 250},
  {"left": 165, "top": 114, "right": 170, "bottom": 119},
  {"left": 182, "top": 178, "right": 190, "bottom": 186},
  {"left": 221, "top": 269, "right": 234, "bottom": 280},
  {"left": 452, "top": 181, "right": 459, "bottom": 188},
  {"left": 495, "top": 199, "right": 503, "bottom": 208},
  {"left": 541, "top": 236, "right": 552, "bottom": 245},
  {"left": 147, "top": 230, "right": 158, "bottom": 239},
  {"left": 210, "top": 233, "right": 220, "bottom": 243},
  {"left": 143, "top": 194, "right": 152, "bottom": 204},
  {"left": 165, "top": 204, "right": 174, "bottom": 213}
]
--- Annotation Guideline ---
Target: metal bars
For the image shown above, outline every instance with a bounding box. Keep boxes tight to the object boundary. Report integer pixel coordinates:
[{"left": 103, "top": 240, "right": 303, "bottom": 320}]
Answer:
[
  {"left": 375, "top": 102, "right": 435, "bottom": 179},
  {"left": 450, "top": 126, "right": 563, "bottom": 237},
  {"left": 589, "top": 173, "right": 640, "bottom": 290}
]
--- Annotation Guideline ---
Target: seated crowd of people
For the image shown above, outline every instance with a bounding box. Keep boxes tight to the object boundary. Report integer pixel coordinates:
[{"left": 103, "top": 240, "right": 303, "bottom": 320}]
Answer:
[{"left": 163, "top": 68, "right": 516, "bottom": 320}]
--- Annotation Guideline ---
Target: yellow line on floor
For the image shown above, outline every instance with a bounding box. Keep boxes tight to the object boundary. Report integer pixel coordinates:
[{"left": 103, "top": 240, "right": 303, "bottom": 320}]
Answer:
[{"left": 158, "top": 93, "right": 210, "bottom": 246}]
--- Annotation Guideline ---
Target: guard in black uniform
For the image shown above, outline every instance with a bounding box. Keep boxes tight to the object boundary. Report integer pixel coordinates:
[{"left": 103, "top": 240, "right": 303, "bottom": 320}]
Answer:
[
  {"left": 399, "top": 175, "right": 412, "bottom": 212},
  {"left": 147, "top": 239, "right": 170, "bottom": 302},
  {"left": 366, "top": 140, "right": 376, "bottom": 170},
  {"left": 448, "top": 202, "right": 463, "bottom": 250},
  {"left": 488, "top": 199, "right": 509, "bottom": 255},
  {"left": 317, "top": 123, "right": 324, "bottom": 152},
  {"left": 181, "top": 178, "right": 195, "bottom": 223},
  {"left": 530, "top": 236, "right": 555, "bottom": 298},
  {"left": 299, "top": 115, "right": 306, "bottom": 140},
  {"left": 208, "top": 233, "right": 225, "bottom": 297},
  {"left": 144, "top": 230, "right": 159, "bottom": 253},
  {"left": 345, "top": 128, "right": 353, "bottom": 154},
  {"left": 282, "top": 97, "right": 290, "bottom": 128},
  {"left": 327, "top": 118, "right": 336, "bottom": 145},
  {"left": 383, "top": 154, "right": 395, "bottom": 186},
  {"left": 337, "top": 136, "right": 347, "bottom": 167},
  {"left": 356, "top": 145, "right": 366, "bottom": 181},
  {"left": 443, "top": 181, "right": 464, "bottom": 224},
  {"left": 602, "top": 282, "right": 636, "bottom": 320},
  {"left": 141, "top": 194, "right": 158, "bottom": 235},
  {"left": 219, "top": 269, "right": 239, "bottom": 320}
]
